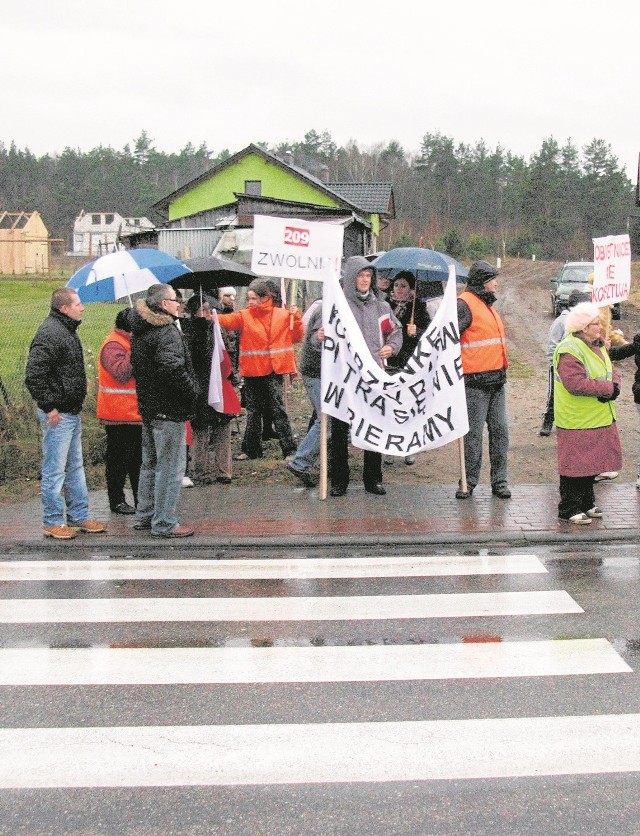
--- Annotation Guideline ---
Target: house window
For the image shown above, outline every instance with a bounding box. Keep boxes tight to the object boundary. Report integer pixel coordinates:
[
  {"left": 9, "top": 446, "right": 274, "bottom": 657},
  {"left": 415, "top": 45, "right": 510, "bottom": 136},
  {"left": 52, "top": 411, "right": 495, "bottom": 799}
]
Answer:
[
  {"left": 105, "top": 214, "right": 114, "bottom": 225},
  {"left": 245, "top": 180, "right": 262, "bottom": 196},
  {"left": 133, "top": 218, "right": 140, "bottom": 226},
  {"left": 91, "top": 214, "right": 101, "bottom": 225}
]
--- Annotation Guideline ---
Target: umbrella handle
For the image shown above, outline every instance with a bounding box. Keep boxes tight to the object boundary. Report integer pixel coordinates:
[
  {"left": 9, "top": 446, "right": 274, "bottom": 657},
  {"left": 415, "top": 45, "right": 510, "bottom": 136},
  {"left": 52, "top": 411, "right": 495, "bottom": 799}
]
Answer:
[
  {"left": 409, "top": 276, "right": 423, "bottom": 326},
  {"left": 410, "top": 289, "right": 417, "bottom": 326}
]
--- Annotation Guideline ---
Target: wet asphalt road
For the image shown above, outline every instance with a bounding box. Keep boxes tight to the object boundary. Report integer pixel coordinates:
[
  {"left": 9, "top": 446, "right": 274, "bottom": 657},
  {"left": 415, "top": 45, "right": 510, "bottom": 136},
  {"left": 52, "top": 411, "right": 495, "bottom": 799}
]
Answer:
[{"left": 2, "top": 542, "right": 640, "bottom": 835}]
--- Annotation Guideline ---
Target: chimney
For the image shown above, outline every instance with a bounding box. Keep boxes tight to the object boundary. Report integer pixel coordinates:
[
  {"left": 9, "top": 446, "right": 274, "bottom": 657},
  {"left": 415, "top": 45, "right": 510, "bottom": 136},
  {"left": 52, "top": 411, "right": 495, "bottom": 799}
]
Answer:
[
  {"left": 283, "top": 149, "right": 294, "bottom": 166},
  {"left": 319, "top": 164, "right": 330, "bottom": 183}
]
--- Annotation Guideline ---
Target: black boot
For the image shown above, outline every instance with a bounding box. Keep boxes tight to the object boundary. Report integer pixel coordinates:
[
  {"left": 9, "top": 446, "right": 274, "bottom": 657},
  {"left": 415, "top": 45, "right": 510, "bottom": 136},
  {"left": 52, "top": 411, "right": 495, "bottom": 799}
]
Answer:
[{"left": 539, "top": 415, "right": 553, "bottom": 437}]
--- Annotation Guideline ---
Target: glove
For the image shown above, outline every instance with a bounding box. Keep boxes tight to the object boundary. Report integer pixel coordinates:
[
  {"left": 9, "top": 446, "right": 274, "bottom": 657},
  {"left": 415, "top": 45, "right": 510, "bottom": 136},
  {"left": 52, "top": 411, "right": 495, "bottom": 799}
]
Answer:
[{"left": 598, "top": 382, "right": 620, "bottom": 402}]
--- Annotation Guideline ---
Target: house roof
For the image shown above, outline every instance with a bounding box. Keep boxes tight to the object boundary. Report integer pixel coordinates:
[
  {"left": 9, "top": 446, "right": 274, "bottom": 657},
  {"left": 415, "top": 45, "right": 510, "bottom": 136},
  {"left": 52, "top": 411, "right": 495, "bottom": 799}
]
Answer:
[
  {"left": 328, "top": 183, "right": 394, "bottom": 216},
  {"left": 152, "top": 144, "right": 394, "bottom": 218},
  {"left": 0, "top": 211, "right": 36, "bottom": 229}
]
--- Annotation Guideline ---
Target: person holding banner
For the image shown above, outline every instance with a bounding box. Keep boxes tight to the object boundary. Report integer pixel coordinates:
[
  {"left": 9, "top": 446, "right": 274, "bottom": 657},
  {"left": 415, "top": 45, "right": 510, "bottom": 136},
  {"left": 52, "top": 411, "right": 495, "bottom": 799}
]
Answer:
[
  {"left": 455, "top": 260, "right": 511, "bottom": 500},
  {"left": 553, "top": 302, "right": 622, "bottom": 524},
  {"left": 183, "top": 295, "right": 241, "bottom": 485},
  {"left": 218, "top": 279, "right": 303, "bottom": 461},
  {"left": 387, "top": 271, "right": 429, "bottom": 466},
  {"left": 329, "top": 257, "right": 402, "bottom": 497}
]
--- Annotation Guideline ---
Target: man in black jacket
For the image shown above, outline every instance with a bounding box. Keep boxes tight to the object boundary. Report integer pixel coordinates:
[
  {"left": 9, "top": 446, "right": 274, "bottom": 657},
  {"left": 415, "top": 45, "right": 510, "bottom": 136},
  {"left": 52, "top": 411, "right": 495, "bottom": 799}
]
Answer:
[
  {"left": 25, "top": 288, "right": 106, "bottom": 540},
  {"left": 130, "top": 283, "right": 199, "bottom": 537}
]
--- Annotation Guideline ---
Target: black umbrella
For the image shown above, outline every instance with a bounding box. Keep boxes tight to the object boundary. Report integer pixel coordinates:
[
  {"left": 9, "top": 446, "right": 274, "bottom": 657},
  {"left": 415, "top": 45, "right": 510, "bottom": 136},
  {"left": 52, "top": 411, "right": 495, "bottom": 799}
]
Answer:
[{"left": 169, "top": 255, "right": 257, "bottom": 290}]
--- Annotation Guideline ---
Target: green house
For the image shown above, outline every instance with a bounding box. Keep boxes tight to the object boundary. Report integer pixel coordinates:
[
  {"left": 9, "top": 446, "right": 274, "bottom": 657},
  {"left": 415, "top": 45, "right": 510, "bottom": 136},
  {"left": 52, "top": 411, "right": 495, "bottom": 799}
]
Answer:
[{"left": 151, "top": 144, "right": 395, "bottom": 261}]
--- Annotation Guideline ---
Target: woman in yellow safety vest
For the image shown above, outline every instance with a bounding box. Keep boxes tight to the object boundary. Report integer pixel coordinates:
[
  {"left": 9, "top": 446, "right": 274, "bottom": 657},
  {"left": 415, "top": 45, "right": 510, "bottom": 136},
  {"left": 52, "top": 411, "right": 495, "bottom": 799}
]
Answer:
[{"left": 553, "top": 301, "right": 622, "bottom": 525}]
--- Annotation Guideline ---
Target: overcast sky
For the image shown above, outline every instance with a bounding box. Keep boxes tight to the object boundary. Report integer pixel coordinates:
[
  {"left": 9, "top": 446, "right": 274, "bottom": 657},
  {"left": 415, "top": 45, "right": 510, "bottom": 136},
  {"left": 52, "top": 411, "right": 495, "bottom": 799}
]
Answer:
[{"left": 3, "top": 0, "right": 638, "bottom": 180}]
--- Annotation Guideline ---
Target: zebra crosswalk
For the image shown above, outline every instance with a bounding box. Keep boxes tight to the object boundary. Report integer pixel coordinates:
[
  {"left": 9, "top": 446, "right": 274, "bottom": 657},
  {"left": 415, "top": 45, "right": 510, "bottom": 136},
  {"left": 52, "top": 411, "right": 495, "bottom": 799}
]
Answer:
[{"left": 0, "top": 552, "right": 636, "bottom": 820}]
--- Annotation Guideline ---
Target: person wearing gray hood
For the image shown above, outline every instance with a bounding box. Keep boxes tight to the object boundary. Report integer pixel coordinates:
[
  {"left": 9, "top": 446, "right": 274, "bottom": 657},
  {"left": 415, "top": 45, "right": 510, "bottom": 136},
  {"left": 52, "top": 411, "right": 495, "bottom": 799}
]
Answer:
[{"left": 330, "top": 256, "right": 402, "bottom": 497}]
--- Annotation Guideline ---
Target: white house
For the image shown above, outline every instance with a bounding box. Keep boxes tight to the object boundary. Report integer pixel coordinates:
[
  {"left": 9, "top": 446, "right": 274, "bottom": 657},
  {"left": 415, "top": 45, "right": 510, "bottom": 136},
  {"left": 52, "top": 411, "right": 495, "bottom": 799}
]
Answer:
[{"left": 72, "top": 210, "right": 154, "bottom": 256}]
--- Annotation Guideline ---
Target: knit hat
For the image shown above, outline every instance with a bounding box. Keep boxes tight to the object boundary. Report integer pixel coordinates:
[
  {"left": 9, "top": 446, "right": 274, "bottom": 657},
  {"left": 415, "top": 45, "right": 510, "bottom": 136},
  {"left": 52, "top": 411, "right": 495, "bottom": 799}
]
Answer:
[
  {"left": 567, "top": 289, "right": 592, "bottom": 308},
  {"left": 565, "top": 302, "right": 600, "bottom": 334},
  {"left": 467, "top": 260, "right": 499, "bottom": 288}
]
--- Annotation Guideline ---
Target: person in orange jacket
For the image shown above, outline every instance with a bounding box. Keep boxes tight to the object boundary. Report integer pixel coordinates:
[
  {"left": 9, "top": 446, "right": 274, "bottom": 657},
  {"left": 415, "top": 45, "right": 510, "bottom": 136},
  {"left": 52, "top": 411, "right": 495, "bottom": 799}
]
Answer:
[
  {"left": 218, "top": 279, "right": 303, "bottom": 460},
  {"left": 97, "top": 308, "right": 142, "bottom": 514}
]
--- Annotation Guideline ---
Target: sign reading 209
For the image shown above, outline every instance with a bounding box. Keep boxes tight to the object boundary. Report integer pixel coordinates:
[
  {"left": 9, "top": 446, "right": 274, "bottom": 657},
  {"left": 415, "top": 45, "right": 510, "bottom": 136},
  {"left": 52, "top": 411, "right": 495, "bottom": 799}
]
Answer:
[
  {"left": 284, "top": 226, "right": 310, "bottom": 247},
  {"left": 251, "top": 215, "right": 344, "bottom": 281}
]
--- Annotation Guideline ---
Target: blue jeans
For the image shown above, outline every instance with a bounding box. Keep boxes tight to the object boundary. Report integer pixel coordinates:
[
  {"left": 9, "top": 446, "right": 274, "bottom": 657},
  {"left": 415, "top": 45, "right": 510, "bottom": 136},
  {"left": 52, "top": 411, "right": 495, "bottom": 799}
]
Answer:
[
  {"left": 290, "top": 376, "right": 324, "bottom": 472},
  {"left": 137, "top": 419, "right": 186, "bottom": 535},
  {"left": 37, "top": 409, "right": 89, "bottom": 527},
  {"left": 463, "top": 384, "right": 509, "bottom": 489}
]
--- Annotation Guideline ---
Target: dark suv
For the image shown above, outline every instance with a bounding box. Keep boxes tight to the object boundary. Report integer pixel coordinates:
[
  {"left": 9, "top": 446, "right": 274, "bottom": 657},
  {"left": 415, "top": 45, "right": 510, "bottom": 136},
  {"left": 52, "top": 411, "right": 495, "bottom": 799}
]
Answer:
[{"left": 550, "top": 261, "right": 620, "bottom": 319}]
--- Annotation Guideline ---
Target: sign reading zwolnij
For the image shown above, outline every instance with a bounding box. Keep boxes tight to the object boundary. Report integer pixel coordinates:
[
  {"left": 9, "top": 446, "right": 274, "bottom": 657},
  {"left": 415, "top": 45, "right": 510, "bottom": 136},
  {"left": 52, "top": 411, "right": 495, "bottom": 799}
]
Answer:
[
  {"left": 592, "top": 234, "right": 631, "bottom": 306},
  {"left": 321, "top": 266, "right": 469, "bottom": 456},
  {"left": 251, "top": 215, "right": 344, "bottom": 281}
]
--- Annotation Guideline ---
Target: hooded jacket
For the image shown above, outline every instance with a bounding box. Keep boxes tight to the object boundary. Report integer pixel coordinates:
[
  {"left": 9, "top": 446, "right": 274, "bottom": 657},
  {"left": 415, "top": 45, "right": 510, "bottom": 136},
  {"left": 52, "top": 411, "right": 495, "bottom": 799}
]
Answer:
[
  {"left": 299, "top": 304, "right": 323, "bottom": 379},
  {"left": 341, "top": 256, "right": 402, "bottom": 368},
  {"left": 25, "top": 308, "right": 87, "bottom": 414},
  {"left": 130, "top": 299, "right": 199, "bottom": 422}
]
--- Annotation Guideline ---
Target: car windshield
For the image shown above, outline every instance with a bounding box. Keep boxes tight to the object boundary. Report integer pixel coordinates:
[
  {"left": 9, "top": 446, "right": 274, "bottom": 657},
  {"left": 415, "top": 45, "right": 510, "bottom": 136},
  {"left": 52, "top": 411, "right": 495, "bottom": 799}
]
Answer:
[{"left": 563, "top": 266, "right": 593, "bottom": 282}]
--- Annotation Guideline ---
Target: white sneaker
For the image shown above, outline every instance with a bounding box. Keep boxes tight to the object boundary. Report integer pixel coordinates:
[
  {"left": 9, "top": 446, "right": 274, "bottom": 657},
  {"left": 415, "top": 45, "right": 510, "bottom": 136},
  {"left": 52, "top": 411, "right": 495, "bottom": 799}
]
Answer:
[
  {"left": 182, "top": 476, "right": 194, "bottom": 488},
  {"left": 586, "top": 506, "right": 603, "bottom": 518},
  {"left": 594, "top": 471, "right": 618, "bottom": 482},
  {"left": 567, "top": 513, "right": 592, "bottom": 525}
]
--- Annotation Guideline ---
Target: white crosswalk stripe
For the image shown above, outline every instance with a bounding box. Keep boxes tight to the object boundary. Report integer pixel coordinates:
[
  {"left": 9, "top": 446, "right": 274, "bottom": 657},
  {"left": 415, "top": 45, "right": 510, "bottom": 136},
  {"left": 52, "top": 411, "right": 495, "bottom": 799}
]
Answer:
[
  {"left": 0, "top": 639, "right": 629, "bottom": 685},
  {"left": 0, "top": 554, "right": 547, "bottom": 580},
  {"left": 0, "top": 552, "right": 633, "bottom": 794},
  {"left": 3, "top": 714, "right": 640, "bottom": 788},
  {"left": 0, "top": 589, "right": 583, "bottom": 623}
]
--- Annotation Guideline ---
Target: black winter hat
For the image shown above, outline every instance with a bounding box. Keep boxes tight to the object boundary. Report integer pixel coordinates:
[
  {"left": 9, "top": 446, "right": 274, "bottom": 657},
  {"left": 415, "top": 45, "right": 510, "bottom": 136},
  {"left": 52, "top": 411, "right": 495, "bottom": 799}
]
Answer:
[
  {"left": 467, "top": 260, "right": 499, "bottom": 288},
  {"left": 567, "top": 289, "right": 592, "bottom": 308}
]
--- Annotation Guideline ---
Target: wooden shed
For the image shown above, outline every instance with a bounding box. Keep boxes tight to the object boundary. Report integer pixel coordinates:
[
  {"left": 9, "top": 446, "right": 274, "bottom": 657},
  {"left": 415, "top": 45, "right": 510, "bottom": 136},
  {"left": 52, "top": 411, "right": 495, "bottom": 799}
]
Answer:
[{"left": 0, "top": 211, "right": 50, "bottom": 274}]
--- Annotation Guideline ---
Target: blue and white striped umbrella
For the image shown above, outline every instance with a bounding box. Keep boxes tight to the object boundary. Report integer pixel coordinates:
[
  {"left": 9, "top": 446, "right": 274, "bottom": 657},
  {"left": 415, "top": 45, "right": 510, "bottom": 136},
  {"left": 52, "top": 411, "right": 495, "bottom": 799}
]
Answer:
[{"left": 66, "top": 248, "right": 192, "bottom": 303}]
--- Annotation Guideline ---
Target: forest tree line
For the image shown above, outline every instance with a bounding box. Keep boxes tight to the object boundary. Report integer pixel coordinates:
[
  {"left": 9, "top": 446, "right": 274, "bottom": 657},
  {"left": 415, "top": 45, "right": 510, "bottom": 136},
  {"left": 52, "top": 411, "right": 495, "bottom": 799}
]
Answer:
[{"left": 0, "top": 128, "right": 638, "bottom": 261}]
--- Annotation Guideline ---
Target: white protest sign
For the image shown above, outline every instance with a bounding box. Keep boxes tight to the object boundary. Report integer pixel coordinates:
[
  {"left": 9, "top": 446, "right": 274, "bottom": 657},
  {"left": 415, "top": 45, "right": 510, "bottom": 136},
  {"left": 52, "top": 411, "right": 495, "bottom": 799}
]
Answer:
[
  {"left": 251, "top": 215, "right": 344, "bottom": 282},
  {"left": 592, "top": 233, "right": 631, "bottom": 306},
  {"left": 320, "top": 266, "right": 468, "bottom": 456}
]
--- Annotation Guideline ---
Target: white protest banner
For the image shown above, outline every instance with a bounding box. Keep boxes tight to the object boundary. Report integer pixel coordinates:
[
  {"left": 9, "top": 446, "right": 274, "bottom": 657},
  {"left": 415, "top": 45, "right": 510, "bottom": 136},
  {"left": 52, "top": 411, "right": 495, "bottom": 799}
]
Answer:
[
  {"left": 320, "top": 266, "right": 468, "bottom": 456},
  {"left": 592, "top": 233, "right": 631, "bottom": 306},
  {"left": 251, "top": 215, "right": 344, "bottom": 282}
]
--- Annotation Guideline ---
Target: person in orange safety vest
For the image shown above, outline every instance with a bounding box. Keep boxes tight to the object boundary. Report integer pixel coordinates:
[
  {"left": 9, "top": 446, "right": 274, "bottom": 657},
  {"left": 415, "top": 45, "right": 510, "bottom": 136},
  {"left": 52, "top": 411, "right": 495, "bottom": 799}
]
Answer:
[
  {"left": 455, "top": 260, "right": 511, "bottom": 500},
  {"left": 218, "top": 279, "right": 303, "bottom": 460},
  {"left": 97, "top": 308, "right": 142, "bottom": 514}
]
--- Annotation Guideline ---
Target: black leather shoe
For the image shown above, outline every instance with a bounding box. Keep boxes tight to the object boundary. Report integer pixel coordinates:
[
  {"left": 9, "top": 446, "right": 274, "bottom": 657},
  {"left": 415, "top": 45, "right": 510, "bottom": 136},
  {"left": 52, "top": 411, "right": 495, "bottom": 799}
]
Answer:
[
  {"left": 133, "top": 519, "right": 152, "bottom": 530},
  {"left": 455, "top": 483, "right": 474, "bottom": 499},
  {"left": 492, "top": 485, "right": 512, "bottom": 499},
  {"left": 111, "top": 502, "right": 135, "bottom": 515},
  {"left": 330, "top": 485, "right": 347, "bottom": 497},
  {"left": 365, "top": 483, "right": 386, "bottom": 496}
]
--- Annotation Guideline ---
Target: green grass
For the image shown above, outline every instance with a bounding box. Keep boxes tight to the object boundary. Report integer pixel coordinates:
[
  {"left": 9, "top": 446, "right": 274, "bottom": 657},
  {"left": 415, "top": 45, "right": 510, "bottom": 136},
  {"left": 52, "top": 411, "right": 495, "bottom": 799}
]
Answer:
[
  {"left": 0, "top": 279, "right": 131, "bottom": 496},
  {"left": 0, "top": 280, "right": 127, "bottom": 400}
]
